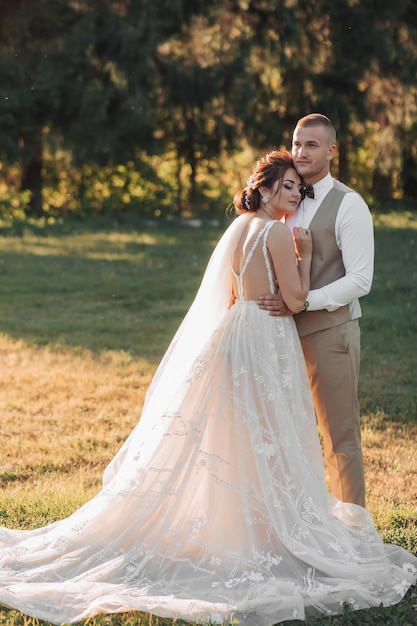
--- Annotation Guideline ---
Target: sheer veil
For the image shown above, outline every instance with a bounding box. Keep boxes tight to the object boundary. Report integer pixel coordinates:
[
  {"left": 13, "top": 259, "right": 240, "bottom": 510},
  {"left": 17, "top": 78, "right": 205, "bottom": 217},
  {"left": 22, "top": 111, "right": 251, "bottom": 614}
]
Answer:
[{"left": 103, "top": 213, "right": 251, "bottom": 484}]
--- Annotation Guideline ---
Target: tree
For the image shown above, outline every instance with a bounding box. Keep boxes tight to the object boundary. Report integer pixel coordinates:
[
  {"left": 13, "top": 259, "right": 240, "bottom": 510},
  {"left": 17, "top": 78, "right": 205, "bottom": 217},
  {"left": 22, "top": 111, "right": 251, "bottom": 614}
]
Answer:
[
  {"left": 0, "top": 0, "right": 78, "bottom": 215},
  {"left": 152, "top": 10, "right": 247, "bottom": 212},
  {"left": 1, "top": 0, "right": 417, "bottom": 218},
  {"left": 0, "top": 0, "right": 208, "bottom": 215}
]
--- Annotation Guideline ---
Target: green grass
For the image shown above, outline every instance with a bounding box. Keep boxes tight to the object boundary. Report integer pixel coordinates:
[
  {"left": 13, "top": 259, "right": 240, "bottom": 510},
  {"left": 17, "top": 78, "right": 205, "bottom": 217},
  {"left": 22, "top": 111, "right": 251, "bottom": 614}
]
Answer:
[
  {"left": 0, "top": 211, "right": 416, "bottom": 626},
  {"left": 0, "top": 217, "right": 223, "bottom": 361},
  {"left": 359, "top": 211, "right": 417, "bottom": 422}
]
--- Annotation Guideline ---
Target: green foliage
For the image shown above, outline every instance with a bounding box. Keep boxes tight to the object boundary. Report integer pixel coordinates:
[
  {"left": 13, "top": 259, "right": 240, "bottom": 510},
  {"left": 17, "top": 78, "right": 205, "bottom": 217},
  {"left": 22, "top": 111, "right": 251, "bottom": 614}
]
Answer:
[
  {"left": 0, "top": 0, "right": 205, "bottom": 165},
  {"left": 0, "top": 145, "right": 254, "bottom": 220},
  {"left": 42, "top": 153, "right": 178, "bottom": 219},
  {"left": 0, "top": 0, "right": 213, "bottom": 215},
  {"left": 1, "top": 0, "right": 417, "bottom": 216}
]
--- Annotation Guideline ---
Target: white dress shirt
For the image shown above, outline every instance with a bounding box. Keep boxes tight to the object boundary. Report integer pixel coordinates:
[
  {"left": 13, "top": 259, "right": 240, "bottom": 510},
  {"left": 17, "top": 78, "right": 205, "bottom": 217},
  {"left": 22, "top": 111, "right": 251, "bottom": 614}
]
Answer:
[{"left": 286, "top": 173, "right": 374, "bottom": 318}]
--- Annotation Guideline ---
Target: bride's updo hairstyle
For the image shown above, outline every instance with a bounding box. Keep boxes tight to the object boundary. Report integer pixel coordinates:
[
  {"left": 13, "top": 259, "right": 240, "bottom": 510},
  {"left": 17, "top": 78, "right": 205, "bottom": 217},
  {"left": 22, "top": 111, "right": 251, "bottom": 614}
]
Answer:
[{"left": 233, "top": 150, "right": 294, "bottom": 215}]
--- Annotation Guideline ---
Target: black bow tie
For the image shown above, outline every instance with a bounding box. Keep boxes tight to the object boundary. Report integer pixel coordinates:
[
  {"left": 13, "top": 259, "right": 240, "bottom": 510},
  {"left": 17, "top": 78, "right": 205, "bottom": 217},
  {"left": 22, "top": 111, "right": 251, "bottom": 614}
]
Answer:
[{"left": 301, "top": 184, "right": 314, "bottom": 200}]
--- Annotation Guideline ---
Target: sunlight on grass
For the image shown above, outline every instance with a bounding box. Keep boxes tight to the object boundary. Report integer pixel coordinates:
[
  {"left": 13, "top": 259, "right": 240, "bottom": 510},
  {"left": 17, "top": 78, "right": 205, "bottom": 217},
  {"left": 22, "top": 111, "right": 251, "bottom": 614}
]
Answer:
[
  {"left": 362, "top": 415, "right": 417, "bottom": 553},
  {"left": 0, "top": 335, "right": 149, "bottom": 509},
  {"left": 373, "top": 210, "right": 417, "bottom": 229},
  {"left": 0, "top": 221, "right": 221, "bottom": 360},
  {"left": 0, "top": 230, "right": 173, "bottom": 261}
]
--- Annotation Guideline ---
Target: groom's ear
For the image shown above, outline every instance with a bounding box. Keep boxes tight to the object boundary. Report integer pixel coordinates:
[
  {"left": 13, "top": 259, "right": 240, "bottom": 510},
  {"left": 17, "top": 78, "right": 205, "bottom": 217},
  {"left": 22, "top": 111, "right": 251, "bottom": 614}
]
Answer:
[{"left": 327, "top": 144, "right": 337, "bottom": 161}]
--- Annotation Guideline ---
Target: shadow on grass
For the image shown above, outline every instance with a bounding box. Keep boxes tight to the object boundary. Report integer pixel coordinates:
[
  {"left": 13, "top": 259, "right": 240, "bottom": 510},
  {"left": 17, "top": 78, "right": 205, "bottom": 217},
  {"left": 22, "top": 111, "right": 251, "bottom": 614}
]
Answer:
[{"left": 0, "top": 219, "right": 223, "bottom": 360}]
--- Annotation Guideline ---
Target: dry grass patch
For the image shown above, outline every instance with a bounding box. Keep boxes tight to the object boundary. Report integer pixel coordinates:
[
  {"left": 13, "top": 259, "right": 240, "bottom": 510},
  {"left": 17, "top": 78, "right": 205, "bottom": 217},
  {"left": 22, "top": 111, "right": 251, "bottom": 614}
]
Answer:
[
  {"left": 362, "top": 415, "right": 417, "bottom": 552},
  {"left": 363, "top": 417, "right": 417, "bottom": 506},
  {"left": 0, "top": 334, "right": 152, "bottom": 517}
]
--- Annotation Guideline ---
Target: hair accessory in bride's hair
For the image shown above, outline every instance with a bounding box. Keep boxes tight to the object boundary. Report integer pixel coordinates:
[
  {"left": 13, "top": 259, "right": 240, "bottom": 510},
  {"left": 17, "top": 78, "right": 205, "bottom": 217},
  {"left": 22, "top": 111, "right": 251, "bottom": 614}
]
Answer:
[
  {"left": 244, "top": 190, "right": 251, "bottom": 211},
  {"left": 246, "top": 173, "right": 255, "bottom": 190}
]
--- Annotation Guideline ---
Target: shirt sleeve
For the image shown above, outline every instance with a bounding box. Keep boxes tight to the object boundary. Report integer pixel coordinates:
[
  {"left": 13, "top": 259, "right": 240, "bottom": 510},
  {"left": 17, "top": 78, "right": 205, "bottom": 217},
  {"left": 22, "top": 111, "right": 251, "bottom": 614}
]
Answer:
[{"left": 307, "top": 192, "right": 374, "bottom": 312}]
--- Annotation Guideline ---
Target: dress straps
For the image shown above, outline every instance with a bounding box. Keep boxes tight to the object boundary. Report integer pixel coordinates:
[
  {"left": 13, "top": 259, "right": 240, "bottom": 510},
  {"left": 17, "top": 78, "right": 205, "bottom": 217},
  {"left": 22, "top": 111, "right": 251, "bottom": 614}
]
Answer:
[{"left": 232, "top": 220, "right": 276, "bottom": 299}]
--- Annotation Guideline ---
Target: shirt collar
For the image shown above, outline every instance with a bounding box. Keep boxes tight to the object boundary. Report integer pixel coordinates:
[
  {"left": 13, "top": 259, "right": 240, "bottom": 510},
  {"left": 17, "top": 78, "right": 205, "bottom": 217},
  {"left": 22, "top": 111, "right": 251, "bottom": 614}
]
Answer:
[{"left": 309, "top": 173, "right": 333, "bottom": 201}]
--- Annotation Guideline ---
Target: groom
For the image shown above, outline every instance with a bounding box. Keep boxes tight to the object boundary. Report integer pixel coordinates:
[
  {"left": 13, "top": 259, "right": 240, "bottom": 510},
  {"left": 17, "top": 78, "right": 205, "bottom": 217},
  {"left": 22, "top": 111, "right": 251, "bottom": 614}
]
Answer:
[{"left": 258, "top": 114, "right": 374, "bottom": 507}]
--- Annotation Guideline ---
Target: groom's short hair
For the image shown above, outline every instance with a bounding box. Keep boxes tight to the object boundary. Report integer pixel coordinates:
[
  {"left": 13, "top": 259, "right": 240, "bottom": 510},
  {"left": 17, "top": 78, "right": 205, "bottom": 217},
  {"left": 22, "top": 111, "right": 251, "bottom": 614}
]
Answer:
[{"left": 296, "top": 114, "right": 336, "bottom": 145}]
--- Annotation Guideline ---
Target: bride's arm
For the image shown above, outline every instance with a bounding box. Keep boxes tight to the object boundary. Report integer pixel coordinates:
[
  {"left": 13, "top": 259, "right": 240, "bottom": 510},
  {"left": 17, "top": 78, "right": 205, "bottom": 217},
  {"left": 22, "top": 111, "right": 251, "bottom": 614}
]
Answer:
[{"left": 265, "top": 223, "right": 312, "bottom": 314}]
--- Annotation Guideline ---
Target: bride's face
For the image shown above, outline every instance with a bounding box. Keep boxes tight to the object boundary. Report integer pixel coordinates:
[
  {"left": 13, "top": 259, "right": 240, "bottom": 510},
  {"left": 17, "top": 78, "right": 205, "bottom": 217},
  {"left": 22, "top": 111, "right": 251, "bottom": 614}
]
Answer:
[{"left": 269, "top": 168, "right": 302, "bottom": 218}]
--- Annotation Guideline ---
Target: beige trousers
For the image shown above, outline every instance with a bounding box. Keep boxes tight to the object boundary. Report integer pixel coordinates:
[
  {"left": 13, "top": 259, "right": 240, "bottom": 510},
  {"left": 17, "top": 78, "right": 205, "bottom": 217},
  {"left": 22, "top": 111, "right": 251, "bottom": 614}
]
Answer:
[{"left": 300, "top": 319, "right": 365, "bottom": 507}]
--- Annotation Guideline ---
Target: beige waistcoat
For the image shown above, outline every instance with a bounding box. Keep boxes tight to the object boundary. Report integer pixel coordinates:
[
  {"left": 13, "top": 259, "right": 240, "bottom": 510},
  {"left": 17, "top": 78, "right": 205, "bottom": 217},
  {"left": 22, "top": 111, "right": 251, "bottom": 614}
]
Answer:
[{"left": 294, "top": 180, "right": 354, "bottom": 338}]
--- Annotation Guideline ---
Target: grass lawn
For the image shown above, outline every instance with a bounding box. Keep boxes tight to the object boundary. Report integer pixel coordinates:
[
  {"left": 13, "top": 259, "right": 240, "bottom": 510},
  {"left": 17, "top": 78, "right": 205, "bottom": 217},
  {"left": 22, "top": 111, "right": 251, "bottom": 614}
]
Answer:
[{"left": 0, "top": 210, "right": 416, "bottom": 626}]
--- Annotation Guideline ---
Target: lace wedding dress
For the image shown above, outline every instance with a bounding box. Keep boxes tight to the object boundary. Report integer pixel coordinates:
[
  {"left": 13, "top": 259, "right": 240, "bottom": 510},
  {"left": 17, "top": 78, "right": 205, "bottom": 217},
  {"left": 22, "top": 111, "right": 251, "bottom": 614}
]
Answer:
[{"left": 0, "top": 215, "right": 416, "bottom": 626}]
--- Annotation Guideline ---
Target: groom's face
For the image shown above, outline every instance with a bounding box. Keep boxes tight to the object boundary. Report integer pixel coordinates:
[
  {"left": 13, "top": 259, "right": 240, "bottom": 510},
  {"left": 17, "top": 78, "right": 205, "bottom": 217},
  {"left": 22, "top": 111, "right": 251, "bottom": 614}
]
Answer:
[{"left": 292, "top": 125, "right": 336, "bottom": 185}]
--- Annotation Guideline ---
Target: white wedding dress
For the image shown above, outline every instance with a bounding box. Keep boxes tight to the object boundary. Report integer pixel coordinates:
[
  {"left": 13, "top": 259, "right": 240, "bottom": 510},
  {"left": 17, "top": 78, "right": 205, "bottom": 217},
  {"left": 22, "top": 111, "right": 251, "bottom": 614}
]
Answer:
[{"left": 0, "top": 214, "right": 416, "bottom": 626}]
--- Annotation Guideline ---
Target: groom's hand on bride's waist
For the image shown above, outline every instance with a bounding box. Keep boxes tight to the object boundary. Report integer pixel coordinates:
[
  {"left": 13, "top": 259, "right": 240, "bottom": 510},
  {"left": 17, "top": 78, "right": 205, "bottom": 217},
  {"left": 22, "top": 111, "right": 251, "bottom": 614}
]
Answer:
[{"left": 257, "top": 293, "right": 293, "bottom": 317}]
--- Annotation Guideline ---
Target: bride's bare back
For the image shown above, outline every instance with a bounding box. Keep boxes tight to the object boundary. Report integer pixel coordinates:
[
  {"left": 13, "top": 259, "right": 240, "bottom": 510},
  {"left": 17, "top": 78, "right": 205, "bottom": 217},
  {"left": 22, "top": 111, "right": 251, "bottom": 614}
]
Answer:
[{"left": 231, "top": 217, "right": 311, "bottom": 312}]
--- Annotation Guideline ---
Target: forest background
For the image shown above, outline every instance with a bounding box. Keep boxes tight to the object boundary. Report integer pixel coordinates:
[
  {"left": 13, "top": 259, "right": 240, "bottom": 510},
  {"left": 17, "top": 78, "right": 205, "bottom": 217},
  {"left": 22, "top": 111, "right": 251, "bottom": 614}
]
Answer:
[{"left": 0, "top": 0, "right": 417, "bottom": 222}]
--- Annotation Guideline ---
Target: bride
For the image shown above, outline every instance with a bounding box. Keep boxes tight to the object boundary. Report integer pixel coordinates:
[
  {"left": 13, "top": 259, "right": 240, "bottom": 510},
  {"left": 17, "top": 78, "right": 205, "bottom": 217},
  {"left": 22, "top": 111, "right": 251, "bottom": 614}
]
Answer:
[{"left": 0, "top": 151, "right": 416, "bottom": 626}]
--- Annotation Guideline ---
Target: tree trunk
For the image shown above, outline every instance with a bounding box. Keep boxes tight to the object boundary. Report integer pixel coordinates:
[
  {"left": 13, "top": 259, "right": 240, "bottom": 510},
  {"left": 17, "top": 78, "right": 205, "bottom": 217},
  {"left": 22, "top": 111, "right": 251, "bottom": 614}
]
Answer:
[
  {"left": 401, "top": 148, "right": 417, "bottom": 200},
  {"left": 188, "top": 152, "right": 198, "bottom": 212},
  {"left": 372, "top": 169, "right": 393, "bottom": 202},
  {"left": 175, "top": 151, "right": 183, "bottom": 215},
  {"left": 337, "top": 139, "right": 349, "bottom": 183},
  {"left": 21, "top": 139, "right": 44, "bottom": 217}
]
